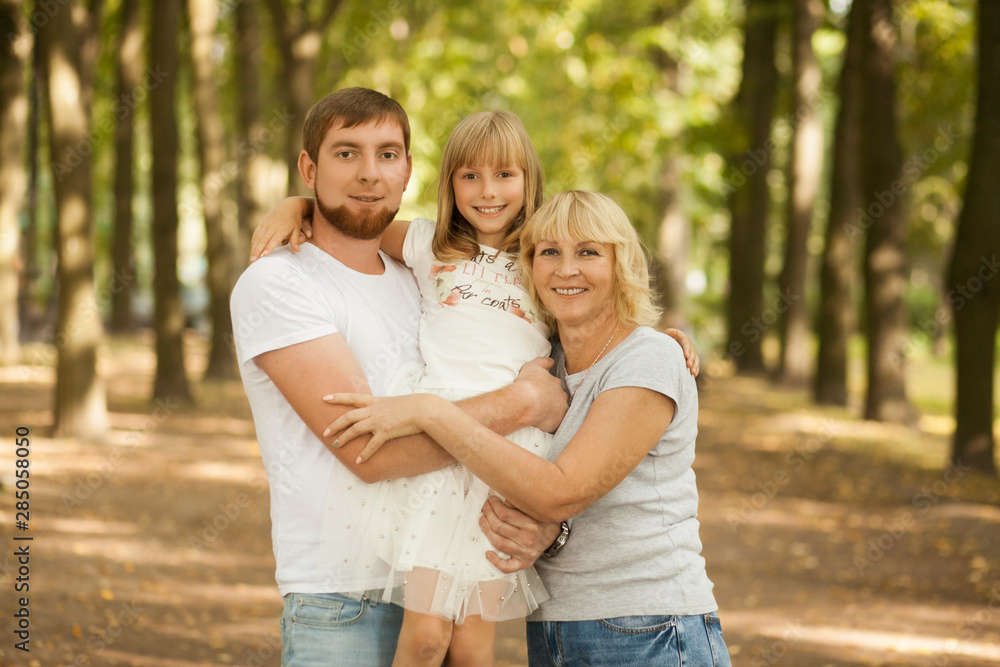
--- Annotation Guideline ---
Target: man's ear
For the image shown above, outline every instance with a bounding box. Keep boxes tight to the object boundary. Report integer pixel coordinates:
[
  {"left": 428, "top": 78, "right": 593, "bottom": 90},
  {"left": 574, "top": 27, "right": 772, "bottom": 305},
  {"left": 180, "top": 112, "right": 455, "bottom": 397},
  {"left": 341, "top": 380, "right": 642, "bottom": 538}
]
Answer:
[
  {"left": 298, "top": 150, "right": 317, "bottom": 191},
  {"left": 403, "top": 152, "right": 413, "bottom": 190}
]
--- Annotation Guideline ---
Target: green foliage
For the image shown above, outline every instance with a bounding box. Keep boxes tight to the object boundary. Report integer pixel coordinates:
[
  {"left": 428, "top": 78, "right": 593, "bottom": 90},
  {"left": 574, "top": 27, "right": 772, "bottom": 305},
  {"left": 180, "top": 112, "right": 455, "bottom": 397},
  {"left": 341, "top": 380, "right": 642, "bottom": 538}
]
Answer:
[{"left": 20, "top": 0, "right": 977, "bottom": 343}]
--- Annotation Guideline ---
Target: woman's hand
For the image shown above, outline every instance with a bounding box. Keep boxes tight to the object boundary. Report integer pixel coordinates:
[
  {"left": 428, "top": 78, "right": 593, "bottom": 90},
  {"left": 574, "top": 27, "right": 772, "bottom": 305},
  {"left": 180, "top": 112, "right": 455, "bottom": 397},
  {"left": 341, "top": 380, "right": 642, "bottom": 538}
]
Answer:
[
  {"left": 322, "top": 393, "right": 438, "bottom": 463},
  {"left": 665, "top": 328, "right": 700, "bottom": 377},
  {"left": 250, "top": 196, "right": 315, "bottom": 261}
]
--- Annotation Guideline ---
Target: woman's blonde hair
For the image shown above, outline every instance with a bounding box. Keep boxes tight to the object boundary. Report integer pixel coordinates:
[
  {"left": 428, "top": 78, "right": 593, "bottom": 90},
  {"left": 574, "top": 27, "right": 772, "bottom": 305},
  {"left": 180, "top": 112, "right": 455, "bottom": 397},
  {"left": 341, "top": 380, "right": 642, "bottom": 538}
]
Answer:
[
  {"left": 518, "top": 190, "right": 662, "bottom": 332},
  {"left": 432, "top": 111, "right": 544, "bottom": 261}
]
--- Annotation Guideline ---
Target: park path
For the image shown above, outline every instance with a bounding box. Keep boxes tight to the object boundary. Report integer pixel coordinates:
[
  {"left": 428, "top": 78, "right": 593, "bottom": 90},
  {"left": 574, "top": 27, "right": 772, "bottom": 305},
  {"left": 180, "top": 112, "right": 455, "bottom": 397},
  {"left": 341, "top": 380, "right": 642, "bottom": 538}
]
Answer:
[{"left": 0, "top": 334, "right": 998, "bottom": 666}]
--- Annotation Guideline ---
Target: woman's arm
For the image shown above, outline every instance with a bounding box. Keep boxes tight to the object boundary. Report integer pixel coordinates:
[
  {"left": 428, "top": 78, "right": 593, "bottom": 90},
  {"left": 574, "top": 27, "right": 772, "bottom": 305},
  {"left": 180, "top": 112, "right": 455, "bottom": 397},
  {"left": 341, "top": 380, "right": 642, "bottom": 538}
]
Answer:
[{"left": 325, "top": 386, "right": 674, "bottom": 523}]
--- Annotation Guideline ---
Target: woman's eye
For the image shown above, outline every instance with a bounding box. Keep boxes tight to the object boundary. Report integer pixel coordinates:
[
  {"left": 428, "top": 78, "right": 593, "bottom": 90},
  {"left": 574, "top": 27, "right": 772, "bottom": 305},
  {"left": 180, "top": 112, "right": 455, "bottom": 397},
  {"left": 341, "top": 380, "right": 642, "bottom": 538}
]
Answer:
[{"left": 539, "top": 248, "right": 558, "bottom": 256}]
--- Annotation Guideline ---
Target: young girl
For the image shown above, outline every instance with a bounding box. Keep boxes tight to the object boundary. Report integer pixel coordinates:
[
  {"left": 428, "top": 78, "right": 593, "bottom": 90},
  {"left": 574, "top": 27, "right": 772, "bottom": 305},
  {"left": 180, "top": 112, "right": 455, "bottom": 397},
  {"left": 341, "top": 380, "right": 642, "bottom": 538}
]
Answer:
[
  {"left": 258, "top": 111, "right": 552, "bottom": 666},
  {"left": 253, "top": 112, "right": 698, "bottom": 666}
]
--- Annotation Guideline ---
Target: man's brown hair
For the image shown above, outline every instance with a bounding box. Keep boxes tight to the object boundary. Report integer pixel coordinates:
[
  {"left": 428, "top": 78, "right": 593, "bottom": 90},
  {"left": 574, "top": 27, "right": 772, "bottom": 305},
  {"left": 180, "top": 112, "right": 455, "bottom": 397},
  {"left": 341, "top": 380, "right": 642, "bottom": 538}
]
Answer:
[{"left": 302, "top": 87, "right": 410, "bottom": 162}]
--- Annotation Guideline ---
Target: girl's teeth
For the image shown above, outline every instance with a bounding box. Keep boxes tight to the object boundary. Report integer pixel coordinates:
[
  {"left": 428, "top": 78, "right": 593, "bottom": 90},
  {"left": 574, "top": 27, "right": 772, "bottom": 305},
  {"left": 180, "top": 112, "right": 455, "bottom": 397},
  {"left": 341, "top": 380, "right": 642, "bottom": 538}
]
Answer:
[{"left": 477, "top": 206, "right": 504, "bottom": 214}]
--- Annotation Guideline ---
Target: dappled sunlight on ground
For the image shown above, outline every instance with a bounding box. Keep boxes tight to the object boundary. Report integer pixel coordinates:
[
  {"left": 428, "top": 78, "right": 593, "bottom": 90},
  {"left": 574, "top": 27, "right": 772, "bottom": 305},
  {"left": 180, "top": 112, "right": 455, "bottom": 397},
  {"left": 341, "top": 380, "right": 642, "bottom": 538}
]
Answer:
[{"left": 0, "top": 337, "right": 998, "bottom": 665}]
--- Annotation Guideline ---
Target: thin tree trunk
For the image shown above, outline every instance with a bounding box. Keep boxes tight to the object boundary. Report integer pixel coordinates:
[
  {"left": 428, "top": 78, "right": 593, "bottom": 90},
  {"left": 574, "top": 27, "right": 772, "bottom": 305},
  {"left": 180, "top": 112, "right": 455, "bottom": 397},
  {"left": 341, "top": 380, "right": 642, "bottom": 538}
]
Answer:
[
  {"left": 860, "top": 0, "right": 912, "bottom": 424},
  {"left": 235, "top": 0, "right": 269, "bottom": 265},
  {"left": 726, "top": 0, "right": 780, "bottom": 374},
  {"left": 188, "top": 0, "right": 238, "bottom": 379},
  {"left": 657, "top": 157, "right": 690, "bottom": 330},
  {"left": 947, "top": 0, "right": 1000, "bottom": 476},
  {"left": 815, "top": 0, "right": 865, "bottom": 406},
  {"left": 263, "top": 0, "right": 344, "bottom": 196},
  {"left": 19, "top": 41, "right": 41, "bottom": 337},
  {"left": 37, "top": 0, "right": 108, "bottom": 439},
  {"left": 777, "top": 0, "right": 824, "bottom": 385},
  {"left": 109, "top": 0, "right": 141, "bottom": 333},
  {"left": 150, "top": 0, "right": 192, "bottom": 404},
  {"left": 0, "top": 0, "right": 27, "bottom": 366}
]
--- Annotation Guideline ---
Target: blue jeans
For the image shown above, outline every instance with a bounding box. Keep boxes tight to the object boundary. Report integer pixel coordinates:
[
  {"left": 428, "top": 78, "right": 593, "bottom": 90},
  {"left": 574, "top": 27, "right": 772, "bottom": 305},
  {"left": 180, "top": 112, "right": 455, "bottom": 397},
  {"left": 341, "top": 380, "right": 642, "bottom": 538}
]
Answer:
[
  {"left": 280, "top": 592, "right": 403, "bottom": 666},
  {"left": 527, "top": 612, "right": 731, "bottom": 666}
]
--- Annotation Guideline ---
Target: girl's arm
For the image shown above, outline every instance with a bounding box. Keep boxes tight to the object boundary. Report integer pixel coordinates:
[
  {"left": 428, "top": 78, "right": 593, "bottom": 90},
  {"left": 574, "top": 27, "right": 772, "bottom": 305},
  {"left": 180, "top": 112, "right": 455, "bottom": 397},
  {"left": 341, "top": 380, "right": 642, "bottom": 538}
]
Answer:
[
  {"left": 250, "top": 197, "right": 315, "bottom": 261},
  {"left": 378, "top": 219, "right": 411, "bottom": 262},
  {"left": 323, "top": 385, "right": 675, "bottom": 523}
]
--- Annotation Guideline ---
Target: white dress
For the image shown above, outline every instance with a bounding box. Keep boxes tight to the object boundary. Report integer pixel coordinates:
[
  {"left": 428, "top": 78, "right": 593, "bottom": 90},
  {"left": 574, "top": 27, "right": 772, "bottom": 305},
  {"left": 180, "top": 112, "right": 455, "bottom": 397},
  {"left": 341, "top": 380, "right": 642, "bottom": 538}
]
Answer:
[{"left": 353, "top": 218, "right": 554, "bottom": 623}]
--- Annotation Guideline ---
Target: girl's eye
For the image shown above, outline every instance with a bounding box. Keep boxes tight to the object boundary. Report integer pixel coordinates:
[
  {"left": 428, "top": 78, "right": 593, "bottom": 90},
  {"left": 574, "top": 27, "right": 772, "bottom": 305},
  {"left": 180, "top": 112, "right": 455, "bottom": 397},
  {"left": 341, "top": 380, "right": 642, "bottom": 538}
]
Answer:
[{"left": 460, "top": 172, "right": 478, "bottom": 180}]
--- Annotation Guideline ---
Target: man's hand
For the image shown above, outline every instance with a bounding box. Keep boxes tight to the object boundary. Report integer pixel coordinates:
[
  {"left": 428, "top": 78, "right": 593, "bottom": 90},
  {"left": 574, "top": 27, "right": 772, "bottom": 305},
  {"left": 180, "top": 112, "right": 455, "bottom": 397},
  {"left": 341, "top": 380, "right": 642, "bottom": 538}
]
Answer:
[
  {"left": 479, "top": 496, "right": 562, "bottom": 573},
  {"left": 515, "top": 358, "right": 568, "bottom": 433},
  {"left": 665, "top": 328, "right": 700, "bottom": 377}
]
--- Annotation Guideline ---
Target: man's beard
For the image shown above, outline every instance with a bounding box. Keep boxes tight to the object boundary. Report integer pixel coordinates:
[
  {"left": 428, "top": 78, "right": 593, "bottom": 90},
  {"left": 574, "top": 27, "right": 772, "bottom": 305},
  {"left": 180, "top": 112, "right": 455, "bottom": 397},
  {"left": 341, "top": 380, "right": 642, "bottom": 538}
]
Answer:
[{"left": 315, "top": 192, "right": 398, "bottom": 241}]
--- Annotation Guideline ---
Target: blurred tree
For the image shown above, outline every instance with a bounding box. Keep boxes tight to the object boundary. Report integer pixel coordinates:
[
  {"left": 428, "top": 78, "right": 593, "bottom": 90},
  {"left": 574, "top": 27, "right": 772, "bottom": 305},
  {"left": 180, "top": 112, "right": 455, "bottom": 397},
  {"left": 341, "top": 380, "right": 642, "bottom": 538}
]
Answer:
[
  {"left": 188, "top": 0, "right": 238, "bottom": 379},
  {"left": 649, "top": 4, "right": 692, "bottom": 332},
  {"left": 37, "top": 0, "right": 109, "bottom": 438},
  {"left": 234, "top": 0, "right": 270, "bottom": 261},
  {"left": 109, "top": 0, "right": 142, "bottom": 333},
  {"left": 150, "top": 0, "right": 192, "bottom": 404},
  {"left": 726, "top": 0, "right": 780, "bottom": 374},
  {"left": 18, "top": 36, "right": 42, "bottom": 336},
  {"left": 264, "top": 0, "right": 345, "bottom": 196},
  {"left": 860, "top": 0, "right": 913, "bottom": 424},
  {"left": 776, "top": 0, "right": 823, "bottom": 385},
  {"left": 0, "top": 0, "right": 27, "bottom": 366},
  {"left": 815, "top": 0, "right": 864, "bottom": 406},
  {"left": 947, "top": 0, "right": 1000, "bottom": 476}
]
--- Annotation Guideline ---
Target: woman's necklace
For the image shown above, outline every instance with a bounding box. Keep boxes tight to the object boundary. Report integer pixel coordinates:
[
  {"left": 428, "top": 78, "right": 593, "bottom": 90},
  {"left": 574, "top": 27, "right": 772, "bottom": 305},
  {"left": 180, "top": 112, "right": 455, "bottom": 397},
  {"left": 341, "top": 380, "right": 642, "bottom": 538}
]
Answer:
[{"left": 569, "top": 323, "right": 620, "bottom": 405}]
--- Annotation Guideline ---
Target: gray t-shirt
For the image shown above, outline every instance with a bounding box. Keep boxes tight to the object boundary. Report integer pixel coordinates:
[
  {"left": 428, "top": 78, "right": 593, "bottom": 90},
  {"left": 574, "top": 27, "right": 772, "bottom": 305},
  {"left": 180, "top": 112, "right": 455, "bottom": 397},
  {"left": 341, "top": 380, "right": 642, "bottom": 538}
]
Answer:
[{"left": 530, "top": 326, "right": 718, "bottom": 621}]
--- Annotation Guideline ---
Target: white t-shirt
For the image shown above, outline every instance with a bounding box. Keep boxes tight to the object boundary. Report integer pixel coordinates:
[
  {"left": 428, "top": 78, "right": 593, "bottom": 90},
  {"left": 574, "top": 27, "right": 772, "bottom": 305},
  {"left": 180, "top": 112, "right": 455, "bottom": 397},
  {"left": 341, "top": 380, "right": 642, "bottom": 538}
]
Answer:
[
  {"left": 402, "top": 218, "right": 550, "bottom": 393},
  {"left": 230, "top": 243, "right": 422, "bottom": 596}
]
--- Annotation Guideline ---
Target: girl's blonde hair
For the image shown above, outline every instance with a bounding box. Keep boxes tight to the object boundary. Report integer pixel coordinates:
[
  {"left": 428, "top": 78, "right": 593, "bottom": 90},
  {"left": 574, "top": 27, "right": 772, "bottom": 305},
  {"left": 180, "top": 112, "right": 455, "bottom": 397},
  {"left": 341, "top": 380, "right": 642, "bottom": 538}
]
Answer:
[
  {"left": 432, "top": 111, "right": 544, "bottom": 261},
  {"left": 518, "top": 190, "right": 662, "bottom": 332}
]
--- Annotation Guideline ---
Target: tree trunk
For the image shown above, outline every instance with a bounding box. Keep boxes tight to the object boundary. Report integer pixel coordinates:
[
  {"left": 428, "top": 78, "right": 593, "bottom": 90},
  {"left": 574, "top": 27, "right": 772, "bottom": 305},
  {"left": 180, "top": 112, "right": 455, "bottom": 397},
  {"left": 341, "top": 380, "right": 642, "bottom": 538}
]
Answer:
[
  {"left": 19, "top": 41, "right": 41, "bottom": 337},
  {"left": 656, "top": 157, "right": 690, "bottom": 330},
  {"left": 0, "top": 0, "right": 27, "bottom": 366},
  {"left": 860, "top": 0, "right": 912, "bottom": 424},
  {"left": 37, "top": 0, "right": 108, "bottom": 439},
  {"left": 188, "top": 0, "right": 238, "bottom": 380},
  {"left": 726, "top": 0, "right": 779, "bottom": 374},
  {"left": 777, "top": 0, "right": 823, "bottom": 385},
  {"left": 109, "top": 0, "right": 141, "bottom": 333},
  {"left": 815, "top": 0, "right": 865, "bottom": 406},
  {"left": 263, "top": 0, "right": 345, "bottom": 196},
  {"left": 234, "top": 0, "right": 270, "bottom": 265},
  {"left": 947, "top": 0, "right": 1000, "bottom": 476},
  {"left": 150, "top": 0, "right": 192, "bottom": 404}
]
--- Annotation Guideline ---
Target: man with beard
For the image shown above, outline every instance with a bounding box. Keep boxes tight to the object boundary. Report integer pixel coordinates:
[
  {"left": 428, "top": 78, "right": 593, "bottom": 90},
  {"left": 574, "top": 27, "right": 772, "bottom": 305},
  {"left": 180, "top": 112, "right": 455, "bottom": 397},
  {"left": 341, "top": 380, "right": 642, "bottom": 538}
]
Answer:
[{"left": 229, "top": 88, "right": 566, "bottom": 666}]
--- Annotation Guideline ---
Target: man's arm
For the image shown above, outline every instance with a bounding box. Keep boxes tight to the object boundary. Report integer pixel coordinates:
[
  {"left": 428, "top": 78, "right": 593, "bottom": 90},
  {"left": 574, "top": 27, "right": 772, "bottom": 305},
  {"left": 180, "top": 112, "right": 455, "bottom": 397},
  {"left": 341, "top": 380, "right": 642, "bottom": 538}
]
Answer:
[{"left": 256, "top": 335, "right": 566, "bottom": 483}]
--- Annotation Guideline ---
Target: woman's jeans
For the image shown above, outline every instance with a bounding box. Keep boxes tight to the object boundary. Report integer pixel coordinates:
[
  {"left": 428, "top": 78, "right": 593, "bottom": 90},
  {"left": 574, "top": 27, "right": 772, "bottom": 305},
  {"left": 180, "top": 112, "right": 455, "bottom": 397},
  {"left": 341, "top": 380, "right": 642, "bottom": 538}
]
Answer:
[{"left": 527, "top": 612, "right": 731, "bottom": 666}]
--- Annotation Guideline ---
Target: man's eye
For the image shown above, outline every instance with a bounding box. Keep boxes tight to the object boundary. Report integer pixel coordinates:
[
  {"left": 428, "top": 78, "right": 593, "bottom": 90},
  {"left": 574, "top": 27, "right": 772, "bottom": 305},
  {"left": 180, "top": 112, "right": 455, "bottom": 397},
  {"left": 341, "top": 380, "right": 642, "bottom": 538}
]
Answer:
[
  {"left": 337, "top": 151, "right": 353, "bottom": 159},
  {"left": 382, "top": 152, "right": 398, "bottom": 159}
]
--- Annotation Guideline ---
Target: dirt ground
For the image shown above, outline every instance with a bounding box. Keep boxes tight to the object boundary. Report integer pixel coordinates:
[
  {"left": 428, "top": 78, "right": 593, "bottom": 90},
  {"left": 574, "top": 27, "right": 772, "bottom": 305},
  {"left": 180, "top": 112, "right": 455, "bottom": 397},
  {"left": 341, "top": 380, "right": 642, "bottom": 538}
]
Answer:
[{"left": 0, "top": 332, "right": 999, "bottom": 667}]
